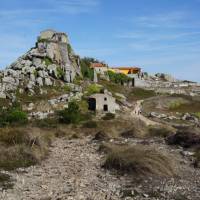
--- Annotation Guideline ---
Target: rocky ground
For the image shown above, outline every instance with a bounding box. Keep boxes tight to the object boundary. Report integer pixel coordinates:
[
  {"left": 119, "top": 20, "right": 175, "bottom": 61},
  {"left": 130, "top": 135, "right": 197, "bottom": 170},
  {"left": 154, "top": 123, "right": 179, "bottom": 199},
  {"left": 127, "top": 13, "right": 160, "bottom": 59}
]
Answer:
[
  {"left": 1, "top": 137, "right": 121, "bottom": 200},
  {"left": 1, "top": 135, "right": 200, "bottom": 200}
]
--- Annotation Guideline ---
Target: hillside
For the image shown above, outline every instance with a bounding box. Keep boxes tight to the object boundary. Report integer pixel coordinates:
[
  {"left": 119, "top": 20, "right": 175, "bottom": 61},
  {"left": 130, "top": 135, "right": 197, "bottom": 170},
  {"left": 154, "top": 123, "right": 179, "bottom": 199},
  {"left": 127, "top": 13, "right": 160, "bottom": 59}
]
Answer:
[{"left": 0, "top": 30, "right": 200, "bottom": 200}]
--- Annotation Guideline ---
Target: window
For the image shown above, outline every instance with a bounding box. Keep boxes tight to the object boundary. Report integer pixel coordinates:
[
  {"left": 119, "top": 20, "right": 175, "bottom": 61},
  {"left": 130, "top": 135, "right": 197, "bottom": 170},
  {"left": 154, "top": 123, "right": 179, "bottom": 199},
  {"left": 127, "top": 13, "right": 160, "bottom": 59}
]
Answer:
[{"left": 104, "top": 97, "right": 107, "bottom": 101}]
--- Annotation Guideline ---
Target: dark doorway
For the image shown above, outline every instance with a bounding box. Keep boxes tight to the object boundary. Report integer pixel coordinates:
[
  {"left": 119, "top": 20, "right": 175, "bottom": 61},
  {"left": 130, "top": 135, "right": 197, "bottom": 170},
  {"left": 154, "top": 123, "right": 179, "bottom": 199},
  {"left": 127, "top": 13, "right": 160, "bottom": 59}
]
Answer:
[
  {"left": 132, "top": 78, "right": 135, "bottom": 87},
  {"left": 104, "top": 105, "right": 108, "bottom": 112},
  {"left": 88, "top": 98, "right": 96, "bottom": 111}
]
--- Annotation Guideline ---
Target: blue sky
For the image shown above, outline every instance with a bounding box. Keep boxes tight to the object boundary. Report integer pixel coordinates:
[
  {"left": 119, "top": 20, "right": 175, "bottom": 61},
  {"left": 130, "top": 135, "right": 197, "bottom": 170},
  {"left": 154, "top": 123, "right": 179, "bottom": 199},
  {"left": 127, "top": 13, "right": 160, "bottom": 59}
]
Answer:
[{"left": 0, "top": 0, "right": 200, "bottom": 82}]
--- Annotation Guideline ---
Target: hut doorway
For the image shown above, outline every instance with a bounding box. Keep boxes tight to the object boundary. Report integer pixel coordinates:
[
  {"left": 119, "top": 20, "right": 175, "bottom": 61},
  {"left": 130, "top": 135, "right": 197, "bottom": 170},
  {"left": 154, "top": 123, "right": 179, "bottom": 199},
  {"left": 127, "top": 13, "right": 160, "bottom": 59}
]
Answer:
[
  {"left": 88, "top": 98, "right": 96, "bottom": 111},
  {"left": 104, "top": 105, "right": 108, "bottom": 112}
]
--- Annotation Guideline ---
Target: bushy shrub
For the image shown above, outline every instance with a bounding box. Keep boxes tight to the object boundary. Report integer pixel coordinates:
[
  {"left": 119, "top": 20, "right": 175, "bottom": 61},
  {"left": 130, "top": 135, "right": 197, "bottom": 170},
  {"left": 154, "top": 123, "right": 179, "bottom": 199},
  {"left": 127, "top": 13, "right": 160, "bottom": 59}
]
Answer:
[
  {"left": 59, "top": 101, "right": 81, "bottom": 124},
  {"left": 44, "top": 57, "right": 53, "bottom": 66},
  {"left": 108, "top": 70, "right": 131, "bottom": 84},
  {"left": 86, "top": 84, "right": 102, "bottom": 95},
  {"left": 102, "top": 113, "right": 115, "bottom": 120},
  {"left": 80, "top": 57, "right": 96, "bottom": 80},
  {"left": 148, "top": 126, "right": 172, "bottom": 138},
  {"left": 57, "top": 67, "right": 65, "bottom": 79},
  {"left": 0, "top": 107, "right": 28, "bottom": 127}
]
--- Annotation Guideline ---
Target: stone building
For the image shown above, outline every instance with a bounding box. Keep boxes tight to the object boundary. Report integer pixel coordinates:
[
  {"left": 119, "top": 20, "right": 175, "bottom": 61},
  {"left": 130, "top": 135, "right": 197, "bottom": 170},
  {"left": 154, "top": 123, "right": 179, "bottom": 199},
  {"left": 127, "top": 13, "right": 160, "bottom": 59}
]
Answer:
[
  {"left": 90, "top": 63, "right": 108, "bottom": 75},
  {"left": 88, "top": 91, "right": 119, "bottom": 113}
]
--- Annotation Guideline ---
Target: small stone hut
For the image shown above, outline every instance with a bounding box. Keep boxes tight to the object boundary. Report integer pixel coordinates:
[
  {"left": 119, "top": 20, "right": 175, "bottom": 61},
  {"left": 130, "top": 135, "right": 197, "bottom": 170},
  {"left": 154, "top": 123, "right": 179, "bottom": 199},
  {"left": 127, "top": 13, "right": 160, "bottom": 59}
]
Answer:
[{"left": 88, "top": 91, "right": 119, "bottom": 113}]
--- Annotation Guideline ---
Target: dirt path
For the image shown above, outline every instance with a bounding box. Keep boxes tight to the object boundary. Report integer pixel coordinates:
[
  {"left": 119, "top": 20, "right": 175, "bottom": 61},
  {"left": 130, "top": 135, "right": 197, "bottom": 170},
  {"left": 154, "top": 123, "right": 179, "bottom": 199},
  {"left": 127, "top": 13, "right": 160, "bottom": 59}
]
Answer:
[
  {"left": 1, "top": 137, "right": 121, "bottom": 200},
  {"left": 131, "top": 100, "right": 160, "bottom": 126}
]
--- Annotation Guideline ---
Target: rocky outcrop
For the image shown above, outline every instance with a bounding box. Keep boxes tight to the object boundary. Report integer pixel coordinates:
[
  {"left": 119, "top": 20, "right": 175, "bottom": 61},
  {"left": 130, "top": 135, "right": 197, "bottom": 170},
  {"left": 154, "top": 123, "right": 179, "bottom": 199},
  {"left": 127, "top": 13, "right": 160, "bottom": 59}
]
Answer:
[{"left": 0, "top": 29, "right": 82, "bottom": 100}]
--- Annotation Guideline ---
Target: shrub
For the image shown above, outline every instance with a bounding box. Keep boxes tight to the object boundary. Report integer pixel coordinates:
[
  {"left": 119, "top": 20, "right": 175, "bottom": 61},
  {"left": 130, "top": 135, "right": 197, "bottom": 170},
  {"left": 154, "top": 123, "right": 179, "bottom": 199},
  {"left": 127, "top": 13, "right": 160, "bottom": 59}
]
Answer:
[
  {"left": 148, "top": 126, "right": 172, "bottom": 138},
  {"left": 128, "top": 88, "right": 156, "bottom": 101},
  {"left": 59, "top": 101, "right": 81, "bottom": 124},
  {"left": 0, "top": 107, "right": 28, "bottom": 127},
  {"left": 108, "top": 70, "right": 131, "bottom": 84},
  {"left": 102, "top": 113, "right": 115, "bottom": 120},
  {"left": 33, "top": 118, "right": 58, "bottom": 128},
  {"left": 67, "top": 43, "right": 73, "bottom": 54},
  {"left": 44, "top": 57, "right": 53, "bottom": 66},
  {"left": 6, "top": 109, "right": 28, "bottom": 125},
  {"left": 103, "top": 144, "right": 176, "bottom": 177},
  {"left": 80, "top": 57, "right": 99, "bottom": 80},
  {"left": 82, "top": 121, "right": 97, "bottom": 128},
  {"left": 57, "top": 67, "right": 65, "bottom": 79},
  {"left": 86, "top": 84, "right": 103, "bottom": 95},
  {"left": 169, "top": 101, "right": 183, "bottom": 110},
  {"left": 195, "top": 112, "right": 200, "bottom": 119}
]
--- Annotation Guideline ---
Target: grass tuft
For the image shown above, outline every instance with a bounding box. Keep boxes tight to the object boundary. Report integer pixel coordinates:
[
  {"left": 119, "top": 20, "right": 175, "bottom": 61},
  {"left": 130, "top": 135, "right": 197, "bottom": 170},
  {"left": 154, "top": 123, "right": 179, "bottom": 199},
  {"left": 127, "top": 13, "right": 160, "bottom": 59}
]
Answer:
[{"left": 103, "top": 144, "right": 176, "bottom": 177}]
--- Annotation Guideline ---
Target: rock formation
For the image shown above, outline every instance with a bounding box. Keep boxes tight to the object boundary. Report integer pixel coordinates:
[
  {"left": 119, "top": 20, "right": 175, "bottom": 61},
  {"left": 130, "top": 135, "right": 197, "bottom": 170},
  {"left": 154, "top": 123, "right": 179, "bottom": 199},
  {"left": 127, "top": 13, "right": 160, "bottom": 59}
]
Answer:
[{"left": 0, "top": 29, "right": 82, "bottom": 100}]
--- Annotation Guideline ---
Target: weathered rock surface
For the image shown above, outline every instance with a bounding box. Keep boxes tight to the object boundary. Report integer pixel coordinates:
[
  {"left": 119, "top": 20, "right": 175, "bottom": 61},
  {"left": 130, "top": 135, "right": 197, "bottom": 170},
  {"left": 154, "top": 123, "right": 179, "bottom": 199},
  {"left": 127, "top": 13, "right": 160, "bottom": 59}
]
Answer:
[{"left": 0, "top": 29, "right": 82, "bottom": 100}]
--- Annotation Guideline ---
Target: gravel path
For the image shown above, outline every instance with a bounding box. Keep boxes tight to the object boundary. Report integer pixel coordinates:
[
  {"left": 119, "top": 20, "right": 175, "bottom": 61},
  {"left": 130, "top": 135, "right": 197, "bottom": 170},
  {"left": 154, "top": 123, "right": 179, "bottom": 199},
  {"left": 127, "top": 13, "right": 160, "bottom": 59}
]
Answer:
[
  {"left": 1, "top": 137, "right": 121, "bottom": 200},
  {"left": 132, "top": 100, "right": 160, "bottom": 126}
]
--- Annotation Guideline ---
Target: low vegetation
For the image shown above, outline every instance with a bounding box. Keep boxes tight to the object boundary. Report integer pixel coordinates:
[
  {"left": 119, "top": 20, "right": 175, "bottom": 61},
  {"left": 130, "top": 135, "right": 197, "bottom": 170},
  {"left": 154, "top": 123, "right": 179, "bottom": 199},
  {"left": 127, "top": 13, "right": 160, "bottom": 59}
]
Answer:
[
  {"left": 148, "top": 126, "right": 173, "bottom": 138},
  {"left": 44, "top": 57, "right": 53, "bottom": 66},
  {"left": 102, "top": 144, "right": 176, "bottom": 177},
  {"left": 82, "top": 120, "right": 98, "bottom": 128},
  {"left": 107, "top": 70, "right": 131, "bottom": 84},
  {"left": 58, "top": 101, "right": 91, "bottom": 124},
  {"left": 0, "top": 106, "right": 28, "bottom": 127},
  {"left": 85, "top": 84, "right": 103, "bottom": 96},
  {"left": 169, "top": 100, "right": 200, "bottom": 113},
  {"left": 57, "top": 67, "right": 65, "bottom": 79},
  {"left": 102, "top": 113, "right": 115, "bottom": 120},
  {"left": 0, "top": 127, "right": 54, "bottom": 171},
  {"left": 80, "top": 57, "right": 96, "bottom": 80},
  {"left": 128, "top": 88, "right": 156, "bottom": 101}
]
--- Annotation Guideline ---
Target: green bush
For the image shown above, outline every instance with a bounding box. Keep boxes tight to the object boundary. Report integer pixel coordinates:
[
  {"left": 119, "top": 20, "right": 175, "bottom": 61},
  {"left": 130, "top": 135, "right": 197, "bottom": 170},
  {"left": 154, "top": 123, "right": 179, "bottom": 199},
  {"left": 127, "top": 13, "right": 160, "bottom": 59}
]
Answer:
[
  {"left": 6, "top": 109, "right": 28, "bottom": 124},
  {"left": 57, "top": 67, "right": 65, "bottom": 79},
  {"left": 86, "top": 84, "right": 102, "bottom": 95},
  {"left": 44, "top": 57, "right": 53, "bottom": 66},
  {"left": 108, "top": 70, "right": 131, "bottom": 84},
  {"left": 80, "top": 57, "right": 96, "bottom": 80},
  {"left": 67, "top": 43, "right": 73, "bottom": 54},
  {"left": 0, "top": 107, "right": 28, "bottom": 127},
  {"left": 59, "top": 101, "right": 81, "bottom": 124}
]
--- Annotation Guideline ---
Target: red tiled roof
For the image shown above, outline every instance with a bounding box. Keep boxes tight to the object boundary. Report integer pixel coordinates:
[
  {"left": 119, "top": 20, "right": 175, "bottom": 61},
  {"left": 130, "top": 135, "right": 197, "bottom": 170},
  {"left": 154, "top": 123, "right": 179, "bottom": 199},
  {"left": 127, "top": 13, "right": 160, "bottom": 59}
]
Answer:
[{"left": 90, "top": 63, "right": 107, "bottom": 68}]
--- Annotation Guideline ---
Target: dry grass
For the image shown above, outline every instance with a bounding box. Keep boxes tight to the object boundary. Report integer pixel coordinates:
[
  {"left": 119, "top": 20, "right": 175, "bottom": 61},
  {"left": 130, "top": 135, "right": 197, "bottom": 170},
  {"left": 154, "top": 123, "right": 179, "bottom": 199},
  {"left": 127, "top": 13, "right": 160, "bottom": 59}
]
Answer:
[
  {"left": 0, "top": 127, "right": 55, "bottom": 171},
  {"left": 103, "top": 144, "right": 176, "bottom": 177}
]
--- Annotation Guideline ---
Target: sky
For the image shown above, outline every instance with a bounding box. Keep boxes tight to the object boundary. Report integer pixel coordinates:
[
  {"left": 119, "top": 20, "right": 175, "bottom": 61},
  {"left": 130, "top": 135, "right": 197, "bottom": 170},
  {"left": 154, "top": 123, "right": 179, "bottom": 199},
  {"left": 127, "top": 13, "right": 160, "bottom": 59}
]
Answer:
[{"left": 0, "top": 0, "right": 200, "bottom": 82}]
